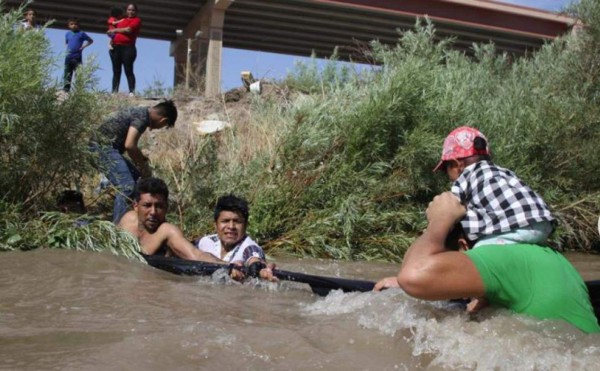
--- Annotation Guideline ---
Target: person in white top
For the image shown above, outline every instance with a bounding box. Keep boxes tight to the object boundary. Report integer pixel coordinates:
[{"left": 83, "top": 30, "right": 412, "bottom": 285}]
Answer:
[{"left": 195, "top": 194, "right": 277, "bottom": 281}]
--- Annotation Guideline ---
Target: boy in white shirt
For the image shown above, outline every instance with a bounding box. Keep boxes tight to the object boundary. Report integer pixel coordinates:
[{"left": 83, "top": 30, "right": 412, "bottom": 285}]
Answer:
[{"left": 195, "top": 194, "right": 276, "bottom": 281}]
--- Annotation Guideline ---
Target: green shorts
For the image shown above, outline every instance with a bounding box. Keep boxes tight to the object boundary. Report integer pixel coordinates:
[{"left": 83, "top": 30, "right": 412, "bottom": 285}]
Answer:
[{"left": 465, "top": 243, "right": 600, "bottom": 333}]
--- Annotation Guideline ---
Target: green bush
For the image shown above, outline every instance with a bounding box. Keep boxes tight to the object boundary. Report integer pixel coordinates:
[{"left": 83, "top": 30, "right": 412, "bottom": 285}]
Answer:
[
  {"left": 172, "top": 3, "right": 600, "bottom": 260},
  {"left": 0, "top": 4, "right": 139, "bottom": 255},
  {"left": 0, "top": 208, "right": 141, "bottom": 259},
  {"left": 0, "top": 4, "right": 102, "bottom": 212}
]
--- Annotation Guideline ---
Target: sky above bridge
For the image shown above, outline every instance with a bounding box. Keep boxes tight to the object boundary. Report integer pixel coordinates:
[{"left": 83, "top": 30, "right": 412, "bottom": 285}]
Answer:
[{"left": 43, "top": 0, "right": 573, "bottom": 95}]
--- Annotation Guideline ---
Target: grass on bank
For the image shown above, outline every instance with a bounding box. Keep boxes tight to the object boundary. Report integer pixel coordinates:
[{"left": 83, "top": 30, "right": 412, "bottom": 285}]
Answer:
[{"left": 157, "top": 5, "right": 600, "bottom": 259}]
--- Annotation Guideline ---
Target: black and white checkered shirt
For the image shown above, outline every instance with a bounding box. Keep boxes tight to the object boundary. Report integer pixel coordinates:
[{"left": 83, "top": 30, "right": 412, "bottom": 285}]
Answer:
[{"left": 451, "top": 161, "right": 555, "bottom": 241}]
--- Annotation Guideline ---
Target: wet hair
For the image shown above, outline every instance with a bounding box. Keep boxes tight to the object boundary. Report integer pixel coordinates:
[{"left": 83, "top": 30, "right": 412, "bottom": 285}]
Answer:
[
  {"left": 473, "top": 136, "right": 487, "bottom": 152},
  {"left": 57, "top": 190, "right": 86, "bottom": 213},
  {"left": 214, "top": 194, "right": 249, "bottom": 223},
  {"left": 472, "top": 136, "right": 492, "bottom": 162},
  {"left": 445, "top": 223, "right": 474, "bottom": 251},
  {"left": 153, "top": 100, "right": 177, "bottom": 127},
  {"left": 453, "top": 136, "right": 492, "bottom": 169},
  {"left": 135, "top": 177, "right": 169, "bottom": 202},
  {"left": 110, "top": 6, "right": 124, "bottom": 18},
  {"left": 461, "top": 137, "right": 492, "bottom": 164}
]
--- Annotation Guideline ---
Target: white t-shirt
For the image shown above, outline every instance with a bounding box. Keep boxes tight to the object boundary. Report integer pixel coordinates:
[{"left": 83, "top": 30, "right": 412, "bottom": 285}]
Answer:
[{"left": 195, "top": 234, "right": 265, "bottom": 264}]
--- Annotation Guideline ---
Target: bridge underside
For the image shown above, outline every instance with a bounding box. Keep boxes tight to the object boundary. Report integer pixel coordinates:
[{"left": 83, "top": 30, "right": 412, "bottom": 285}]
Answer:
[{"left": 3, "top": 0, "right": 574, "bottom": 95}]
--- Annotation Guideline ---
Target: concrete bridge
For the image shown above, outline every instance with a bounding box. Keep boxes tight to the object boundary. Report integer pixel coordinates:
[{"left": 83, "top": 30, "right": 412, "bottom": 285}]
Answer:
[{"left": 4, "top": 0, "right": 575, "bottom": 96}]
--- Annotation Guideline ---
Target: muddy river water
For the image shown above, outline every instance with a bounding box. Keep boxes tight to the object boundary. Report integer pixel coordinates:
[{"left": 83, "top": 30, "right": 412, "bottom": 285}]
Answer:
[{"left": 1, "top": 249, "right": 599, "bottom": 370}]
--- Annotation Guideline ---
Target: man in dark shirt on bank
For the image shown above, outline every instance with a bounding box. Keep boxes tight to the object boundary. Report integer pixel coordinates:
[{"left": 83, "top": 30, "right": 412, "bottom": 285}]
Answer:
[{"left": 90, "top": 100, "right": 177, "bottom": 224}]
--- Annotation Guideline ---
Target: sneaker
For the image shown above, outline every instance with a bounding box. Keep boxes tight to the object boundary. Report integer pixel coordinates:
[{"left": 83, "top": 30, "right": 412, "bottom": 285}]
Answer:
[
  {"left": 94, "top": 174, "right": 111, "bottom": 195},
  {"left": 56, "top": 90, "right": 69, "bottom": 102},
  {"left": 100, "top": 174, "right": 110, "bottom": 189},
  {"left": 128, "top": 92, "right": 135, "bottom": 97}
]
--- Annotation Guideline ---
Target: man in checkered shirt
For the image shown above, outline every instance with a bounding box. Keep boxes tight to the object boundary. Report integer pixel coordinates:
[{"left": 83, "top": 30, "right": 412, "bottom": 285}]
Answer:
[{"left": 434, "top": 126, "right": 555, "bottom": 247}]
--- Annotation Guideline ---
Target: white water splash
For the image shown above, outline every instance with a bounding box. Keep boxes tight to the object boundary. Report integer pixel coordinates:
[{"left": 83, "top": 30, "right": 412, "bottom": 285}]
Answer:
[{"left": 304, "top": 289, "right": 600, "bottom": 370}]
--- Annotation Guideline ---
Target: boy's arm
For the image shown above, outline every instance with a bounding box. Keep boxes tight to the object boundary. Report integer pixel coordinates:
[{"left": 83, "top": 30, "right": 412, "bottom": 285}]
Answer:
[
  {"left": 124, "top": 126, "right": 148, "bottom": 166},
  {"left": 245, "top": 245, "right": 277, "bottom": 281},
  {"left": 124, "top": 126, "right": 152, "bottom": 178},
  {"left": 81, "top": 34, "right": 94, "bottom": 50}
]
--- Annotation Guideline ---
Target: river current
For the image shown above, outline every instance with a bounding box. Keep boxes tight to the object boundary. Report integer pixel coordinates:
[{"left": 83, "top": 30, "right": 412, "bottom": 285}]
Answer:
[{"left": 1, "top": 249, "right": 599, "bottom": 370}]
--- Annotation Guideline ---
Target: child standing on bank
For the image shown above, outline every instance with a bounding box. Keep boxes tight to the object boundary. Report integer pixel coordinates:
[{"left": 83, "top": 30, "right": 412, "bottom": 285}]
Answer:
[
  {"left": 63, "top": 18, "right": 93, "bottom": 92},
  {"left": 107, "top": 6, "right": 124, "bottom": 50},
  {"left": 434, "top": 126, "right": 555, "bottom": 248}
]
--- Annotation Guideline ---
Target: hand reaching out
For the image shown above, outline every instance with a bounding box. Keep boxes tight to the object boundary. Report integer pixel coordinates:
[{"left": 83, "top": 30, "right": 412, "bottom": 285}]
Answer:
[{"left": 373, "top": 276, "right": 399, "bottom": 291}]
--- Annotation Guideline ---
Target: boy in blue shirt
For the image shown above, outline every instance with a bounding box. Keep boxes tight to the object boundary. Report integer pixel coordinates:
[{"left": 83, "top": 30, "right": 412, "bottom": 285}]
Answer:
[{"left": 64, "top": 18, "right": 93, "bottom": 92}]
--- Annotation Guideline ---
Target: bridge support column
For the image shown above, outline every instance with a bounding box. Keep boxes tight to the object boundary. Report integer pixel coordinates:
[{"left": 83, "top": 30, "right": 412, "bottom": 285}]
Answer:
[
  {"left": 170, "top": 0, "right": 233, "bottom": 96},
  {"left": 204, "top": 9, "right": 225, "bottom": 97}
]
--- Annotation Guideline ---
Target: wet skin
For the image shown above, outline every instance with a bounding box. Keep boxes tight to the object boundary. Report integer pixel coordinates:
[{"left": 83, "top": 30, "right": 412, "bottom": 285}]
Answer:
[
  {"left": 134, "top": 193, "right": 167, "bottom": 233},
  {"left": 215, "top": 210, "right": 247, "bottom": 252}
]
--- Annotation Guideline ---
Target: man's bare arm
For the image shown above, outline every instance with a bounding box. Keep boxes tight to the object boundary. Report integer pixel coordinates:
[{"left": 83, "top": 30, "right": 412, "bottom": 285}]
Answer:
[
  {"left": 401, "top": 192, "right": 466, "bottom": 270},
  {"left": 119, "top": 212, "right": 221, "bottom": 262},
  {"left": 396, "top": 192, "right": 485, "bottom": 300},
  {"left": 160, "top": 223, "right": 223, "bottom": 263}
]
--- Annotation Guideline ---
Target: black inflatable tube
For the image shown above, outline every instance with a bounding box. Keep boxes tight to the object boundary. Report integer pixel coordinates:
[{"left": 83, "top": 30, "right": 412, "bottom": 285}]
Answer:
[
  {"left": 142, "top": 254, "right": 600, "bottom": 318},
  {"left": 142, "top": 254, "right": 374, "bottom": 296}
]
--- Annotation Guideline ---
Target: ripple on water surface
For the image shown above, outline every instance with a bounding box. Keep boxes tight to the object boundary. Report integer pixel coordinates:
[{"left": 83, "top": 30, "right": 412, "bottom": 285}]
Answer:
[{"left": 304, "top": 288, "right": 600, "bottom": 370}]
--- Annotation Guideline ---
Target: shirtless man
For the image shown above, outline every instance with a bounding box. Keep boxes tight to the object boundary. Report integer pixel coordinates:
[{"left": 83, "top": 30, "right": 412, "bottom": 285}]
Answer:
[{"left": 118, "top": 177, "right": 221, "bottom": 262}]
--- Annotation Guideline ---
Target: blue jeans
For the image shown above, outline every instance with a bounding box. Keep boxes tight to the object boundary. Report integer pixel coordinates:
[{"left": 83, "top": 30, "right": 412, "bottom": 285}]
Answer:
[{"left": 90, "top": 143, "right": 140, "bottom": 224}]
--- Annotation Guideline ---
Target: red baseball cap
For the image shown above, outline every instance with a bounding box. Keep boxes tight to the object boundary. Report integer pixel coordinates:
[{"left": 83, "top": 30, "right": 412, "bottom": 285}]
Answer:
[{"left": 433, "top": 126, "right": 490, "bottom": 172}]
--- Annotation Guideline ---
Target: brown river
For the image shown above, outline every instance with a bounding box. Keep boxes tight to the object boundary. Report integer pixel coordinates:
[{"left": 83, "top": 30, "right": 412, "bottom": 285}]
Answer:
[{"left": 1, "top": 249, "right": 599, "bottom": 370}]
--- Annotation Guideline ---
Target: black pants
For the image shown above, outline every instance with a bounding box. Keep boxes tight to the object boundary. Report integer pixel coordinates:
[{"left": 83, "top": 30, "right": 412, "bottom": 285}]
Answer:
[
  {"left": 63, "top": 56, "right": 82, "bottom": 92},
  {"left": 110, "top": 44, "right": 137, "bottom": 93}
]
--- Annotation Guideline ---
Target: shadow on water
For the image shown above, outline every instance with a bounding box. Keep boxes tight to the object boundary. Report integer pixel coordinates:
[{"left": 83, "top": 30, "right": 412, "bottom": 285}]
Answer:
[{"left": 0, "top": 249, "right": 599, "bottom": 370}]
